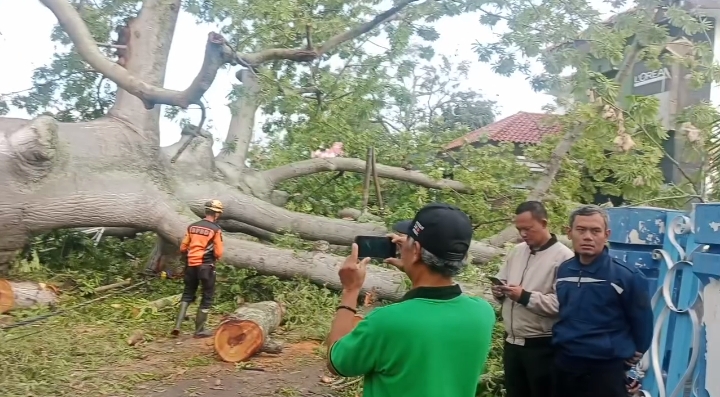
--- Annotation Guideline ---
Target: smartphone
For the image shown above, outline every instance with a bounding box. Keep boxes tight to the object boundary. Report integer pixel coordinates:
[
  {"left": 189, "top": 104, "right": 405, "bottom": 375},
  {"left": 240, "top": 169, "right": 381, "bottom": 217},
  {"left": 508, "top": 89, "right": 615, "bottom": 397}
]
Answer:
[
  {"left": 355, "top": 236, "right": 396, "bottom": 259},
  {"left": 487, "top": 276, "right": 506, "bottom": 286}
]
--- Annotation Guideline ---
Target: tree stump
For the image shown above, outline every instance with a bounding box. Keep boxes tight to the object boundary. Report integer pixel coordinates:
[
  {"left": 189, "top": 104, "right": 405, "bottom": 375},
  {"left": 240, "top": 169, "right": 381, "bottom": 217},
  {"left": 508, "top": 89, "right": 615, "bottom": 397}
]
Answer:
[
  {"left": 0, "top": 279, "right": 59, "bottom": 314},
  {"left": 214, "top": 301, "right": 285, "bottom": 363}
]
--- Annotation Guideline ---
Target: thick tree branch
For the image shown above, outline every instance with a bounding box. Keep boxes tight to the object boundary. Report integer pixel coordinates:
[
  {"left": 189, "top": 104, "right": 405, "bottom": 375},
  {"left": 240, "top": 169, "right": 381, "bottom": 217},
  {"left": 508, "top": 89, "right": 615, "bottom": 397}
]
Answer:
[
  {"left": 237, "top": 0, "right": 418, "bottom": 66},
  {"left": 261, "top": 157, "right": 471, "bottom": 193},
  {"left": 40, "top": 0, "right": 235, "bottom": 109},
  {"left": 215, "top": 69, "right": 261, "bottom": 168},
  {"left": 175, "top": 182, "right": 501, "bottom": 264}
]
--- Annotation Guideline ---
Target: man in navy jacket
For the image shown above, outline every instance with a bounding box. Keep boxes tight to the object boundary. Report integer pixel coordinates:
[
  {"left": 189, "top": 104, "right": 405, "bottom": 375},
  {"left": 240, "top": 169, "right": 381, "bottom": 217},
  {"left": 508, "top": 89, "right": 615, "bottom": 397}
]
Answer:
[{"left": 552, "top": 205, "right": 654, "bottom": 397}]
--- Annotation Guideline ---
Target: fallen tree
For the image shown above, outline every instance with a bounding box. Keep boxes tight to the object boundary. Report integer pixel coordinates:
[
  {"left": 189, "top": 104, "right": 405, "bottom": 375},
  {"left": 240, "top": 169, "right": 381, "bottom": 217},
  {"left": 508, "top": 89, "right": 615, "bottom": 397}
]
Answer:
[{"left": 1, "top": 0, "right": 516, "bottom": 292}]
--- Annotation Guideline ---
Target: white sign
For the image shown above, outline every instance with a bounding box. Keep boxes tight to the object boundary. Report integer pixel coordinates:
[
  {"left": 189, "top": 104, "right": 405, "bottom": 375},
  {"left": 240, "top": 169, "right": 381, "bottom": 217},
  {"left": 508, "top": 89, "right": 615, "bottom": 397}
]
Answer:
[{"left": 633, "top": 68, "right": 672, "bottom": 88}]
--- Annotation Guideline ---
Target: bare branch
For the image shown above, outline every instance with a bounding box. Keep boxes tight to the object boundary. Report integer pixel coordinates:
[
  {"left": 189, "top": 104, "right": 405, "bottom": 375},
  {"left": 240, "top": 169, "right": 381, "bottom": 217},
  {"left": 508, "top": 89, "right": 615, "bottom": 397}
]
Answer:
[
  {"left": 261, "top": 157, "right": 472, "bottom": 193},
  {"left": 170, "top": 102, "right": 207, "bottom": 163},
  {"left": 40, "top": 0, "right": 236, "bottom": 109},
  {"left": 237, "top": 0, "right": 418, "bottom": 66},
  {"left": 216, "top": 69, "right": 261, "bottom": 168}
]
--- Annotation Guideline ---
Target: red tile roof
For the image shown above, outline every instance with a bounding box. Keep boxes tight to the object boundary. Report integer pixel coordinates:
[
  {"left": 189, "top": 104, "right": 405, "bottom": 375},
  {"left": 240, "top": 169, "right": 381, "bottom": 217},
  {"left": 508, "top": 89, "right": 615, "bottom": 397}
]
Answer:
[{"left": 444, "top": 112, "right": 562, "bottom": 150}]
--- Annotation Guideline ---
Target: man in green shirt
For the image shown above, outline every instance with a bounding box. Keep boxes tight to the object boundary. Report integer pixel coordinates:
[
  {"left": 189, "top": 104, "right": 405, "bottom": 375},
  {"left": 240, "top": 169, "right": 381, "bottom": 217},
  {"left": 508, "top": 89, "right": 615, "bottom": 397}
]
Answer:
[{"left": 325, "top": 203, "right": 496, "bottom": 397}]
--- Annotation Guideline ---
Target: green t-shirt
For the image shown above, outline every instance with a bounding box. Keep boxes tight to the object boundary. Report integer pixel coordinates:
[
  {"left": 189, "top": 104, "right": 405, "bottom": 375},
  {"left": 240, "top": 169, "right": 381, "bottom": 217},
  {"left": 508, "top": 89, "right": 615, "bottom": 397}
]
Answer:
[{"left": 329, "top": 285, "right": 496, "bottom": 397}]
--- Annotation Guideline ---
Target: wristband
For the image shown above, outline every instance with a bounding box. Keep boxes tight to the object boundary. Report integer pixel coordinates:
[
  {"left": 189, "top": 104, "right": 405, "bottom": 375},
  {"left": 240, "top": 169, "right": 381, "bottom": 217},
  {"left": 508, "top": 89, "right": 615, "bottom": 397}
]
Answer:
[{"left": 336, "top": 305, "right": 358, "bottom": 314}]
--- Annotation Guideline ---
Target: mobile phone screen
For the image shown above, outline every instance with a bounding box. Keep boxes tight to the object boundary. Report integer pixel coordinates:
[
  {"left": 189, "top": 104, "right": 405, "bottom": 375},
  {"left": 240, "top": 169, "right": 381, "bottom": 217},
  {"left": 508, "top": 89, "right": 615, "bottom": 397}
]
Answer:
[
  {"left": 354, "top": 236, "right": 396, "bottom": 259},
  {"left": 487, "top": 276, "right": 506, "bottom": 286}
]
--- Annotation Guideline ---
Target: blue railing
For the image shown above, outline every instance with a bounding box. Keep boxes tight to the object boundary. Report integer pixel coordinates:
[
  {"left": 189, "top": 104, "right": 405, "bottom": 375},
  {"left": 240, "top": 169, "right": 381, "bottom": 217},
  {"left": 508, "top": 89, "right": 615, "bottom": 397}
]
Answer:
[{"left": 607, "top": 205, "right": 719, "bottom": 397}]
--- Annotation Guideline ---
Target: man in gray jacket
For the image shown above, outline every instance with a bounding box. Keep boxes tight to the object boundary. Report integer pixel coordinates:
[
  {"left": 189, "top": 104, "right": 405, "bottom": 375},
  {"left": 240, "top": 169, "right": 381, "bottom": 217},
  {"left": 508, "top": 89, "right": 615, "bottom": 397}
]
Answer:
[{"left": 492, "top": 201, "right": 574, "bottom": 397}]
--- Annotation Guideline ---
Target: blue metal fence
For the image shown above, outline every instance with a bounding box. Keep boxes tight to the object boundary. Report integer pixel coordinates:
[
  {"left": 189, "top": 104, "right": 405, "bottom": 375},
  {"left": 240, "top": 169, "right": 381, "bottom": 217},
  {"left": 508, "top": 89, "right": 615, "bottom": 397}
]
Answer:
[{"left": 607, "top": 206, "right": 717, "bottom": 397}]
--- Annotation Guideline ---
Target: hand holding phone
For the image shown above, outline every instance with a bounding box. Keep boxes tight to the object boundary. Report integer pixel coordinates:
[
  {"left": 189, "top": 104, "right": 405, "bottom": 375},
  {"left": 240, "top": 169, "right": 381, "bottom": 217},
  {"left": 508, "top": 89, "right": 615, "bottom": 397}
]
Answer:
[
  {"left": 487, "top": 276, "right": 506, "bottom": 286},
  {"left": 354, "top": 236, "right": 397, "bottom": 259}
]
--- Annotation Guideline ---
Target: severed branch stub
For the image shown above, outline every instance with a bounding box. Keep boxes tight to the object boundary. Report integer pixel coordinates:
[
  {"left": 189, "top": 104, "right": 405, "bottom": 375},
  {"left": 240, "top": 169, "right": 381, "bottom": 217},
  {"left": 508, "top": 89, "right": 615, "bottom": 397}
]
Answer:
[
  {"left": 39, "top": 0, "right": 236, "bottom": 109},
  {"left": 2, "top": 116, "right": 58, "bottom": 182}
]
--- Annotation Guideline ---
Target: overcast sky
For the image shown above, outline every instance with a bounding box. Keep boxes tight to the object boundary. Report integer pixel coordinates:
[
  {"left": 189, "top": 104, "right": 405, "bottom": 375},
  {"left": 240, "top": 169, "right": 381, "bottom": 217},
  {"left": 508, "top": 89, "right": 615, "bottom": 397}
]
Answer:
[{"left": 0, "top": 1, "right": 566, "bottom": 151}]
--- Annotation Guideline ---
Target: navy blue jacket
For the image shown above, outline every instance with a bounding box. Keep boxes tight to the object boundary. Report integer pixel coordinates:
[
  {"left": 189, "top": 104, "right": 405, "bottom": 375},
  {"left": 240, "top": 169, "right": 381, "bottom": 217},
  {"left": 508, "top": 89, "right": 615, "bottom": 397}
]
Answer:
[{"left": 552, "top": 249, "right": 654, "bottom": 368}]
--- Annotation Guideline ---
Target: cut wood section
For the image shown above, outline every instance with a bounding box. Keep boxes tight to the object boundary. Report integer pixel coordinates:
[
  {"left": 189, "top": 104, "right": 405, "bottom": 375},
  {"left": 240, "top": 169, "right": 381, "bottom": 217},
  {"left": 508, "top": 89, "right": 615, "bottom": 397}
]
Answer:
[
  {"left": 0, "top": 279, "right": 59, "bottom": 314},
  {"left": 214, "top": 301, "right": 285, "bottom": 363}
]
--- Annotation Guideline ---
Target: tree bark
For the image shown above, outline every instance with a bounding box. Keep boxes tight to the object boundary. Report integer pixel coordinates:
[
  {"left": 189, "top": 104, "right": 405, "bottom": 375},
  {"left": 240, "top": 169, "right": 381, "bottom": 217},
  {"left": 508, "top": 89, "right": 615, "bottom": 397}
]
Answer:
[
  {"left": 214, "top": 301, "right": 285, "bottom": 363},
  {"left": 215, "top": 69, "right": 261, "bottom": 172},
  {"left": 0, "top": 279, "right": 59, "bottom": 314},
  {"left": 144, "top": 236, "right": 182, "bottom": 274}
]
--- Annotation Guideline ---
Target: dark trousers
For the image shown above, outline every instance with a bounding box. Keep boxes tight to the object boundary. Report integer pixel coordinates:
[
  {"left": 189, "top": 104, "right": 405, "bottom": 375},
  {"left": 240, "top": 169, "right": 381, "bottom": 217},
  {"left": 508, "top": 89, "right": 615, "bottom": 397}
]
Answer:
[
  {"left": 503, "top": 341, "right": 554, "bottom": 397},
  {"left": 552, "top": 360, "right": 627, "bottom": 397},
  {"left": 181, "top": 264, "right": 216, "bottom": 309}
]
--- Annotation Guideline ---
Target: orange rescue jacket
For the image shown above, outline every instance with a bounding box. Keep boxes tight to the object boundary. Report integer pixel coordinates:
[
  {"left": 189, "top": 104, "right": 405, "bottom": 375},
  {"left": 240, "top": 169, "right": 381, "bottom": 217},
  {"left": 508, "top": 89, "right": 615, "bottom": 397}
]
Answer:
[{"left": 179, "top": 219, "right": 224, "bottom": 266}]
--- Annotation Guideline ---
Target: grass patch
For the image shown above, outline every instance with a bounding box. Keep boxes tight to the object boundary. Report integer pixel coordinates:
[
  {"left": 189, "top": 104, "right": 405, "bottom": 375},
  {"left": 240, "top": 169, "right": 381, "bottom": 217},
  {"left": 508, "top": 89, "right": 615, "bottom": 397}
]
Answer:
[{"left": 0, "top": 231, "right": 343, "bottom": 397}]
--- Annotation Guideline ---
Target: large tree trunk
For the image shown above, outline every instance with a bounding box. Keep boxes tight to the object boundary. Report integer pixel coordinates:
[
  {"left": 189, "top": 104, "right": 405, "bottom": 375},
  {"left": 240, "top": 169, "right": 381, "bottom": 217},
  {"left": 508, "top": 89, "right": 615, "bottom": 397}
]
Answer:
[{"left": 0, "top": 279, "right": 59, "bottom": 314}]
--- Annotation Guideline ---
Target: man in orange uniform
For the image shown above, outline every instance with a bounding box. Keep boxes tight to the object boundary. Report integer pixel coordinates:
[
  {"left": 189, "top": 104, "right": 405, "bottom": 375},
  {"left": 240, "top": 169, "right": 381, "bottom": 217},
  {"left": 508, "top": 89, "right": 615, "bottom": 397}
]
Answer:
[{"left": 171, "top": 200, "right": 225, "bottom": 338}]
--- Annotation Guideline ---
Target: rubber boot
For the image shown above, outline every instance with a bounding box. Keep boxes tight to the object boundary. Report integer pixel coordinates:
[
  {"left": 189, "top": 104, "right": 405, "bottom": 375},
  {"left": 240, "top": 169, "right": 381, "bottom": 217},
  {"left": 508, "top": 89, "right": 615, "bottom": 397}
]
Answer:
[
  {"left": 170, "top": 301, "right": 190, "bottom": 336},
  {"left": 193, "top": 308, "right": 214, "bottom": 338}
]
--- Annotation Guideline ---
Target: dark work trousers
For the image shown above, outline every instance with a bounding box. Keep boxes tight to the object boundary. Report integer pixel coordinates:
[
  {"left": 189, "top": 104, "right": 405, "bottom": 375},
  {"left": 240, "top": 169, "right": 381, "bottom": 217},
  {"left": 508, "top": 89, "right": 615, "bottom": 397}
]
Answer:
[
  {"left": 552, "top": 359, "right": 627, "bottom": 397},
  {"left": 503, "top": 340, "right": 554, "bottom": 397},
  {"left": 181, "top": 264, "right": 216, "bottom": 309}
]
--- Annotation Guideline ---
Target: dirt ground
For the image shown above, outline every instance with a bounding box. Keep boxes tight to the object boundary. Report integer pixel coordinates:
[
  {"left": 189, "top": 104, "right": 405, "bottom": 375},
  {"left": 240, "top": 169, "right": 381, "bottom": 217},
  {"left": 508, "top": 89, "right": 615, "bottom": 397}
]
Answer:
[{"left": 131, "top": 338, "right": 352, "bottom": 397}]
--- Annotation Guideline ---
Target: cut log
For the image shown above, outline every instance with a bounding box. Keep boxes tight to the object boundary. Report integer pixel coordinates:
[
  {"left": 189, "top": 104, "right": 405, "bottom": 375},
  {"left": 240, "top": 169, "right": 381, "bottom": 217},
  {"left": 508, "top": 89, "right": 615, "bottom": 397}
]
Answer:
[
  {"left": 0, "top": 279, "right": 59, "bottom": 314},
  {"left": 214, "top": 301, "right": 285, "bottom": 363}
]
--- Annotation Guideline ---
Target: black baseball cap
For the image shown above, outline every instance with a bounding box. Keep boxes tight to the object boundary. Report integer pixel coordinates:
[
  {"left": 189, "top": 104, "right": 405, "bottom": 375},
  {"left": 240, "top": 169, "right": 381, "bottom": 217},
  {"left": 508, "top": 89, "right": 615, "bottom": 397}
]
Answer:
[{"left": 391, "top": 203, "right": 473, "bottom": 261}]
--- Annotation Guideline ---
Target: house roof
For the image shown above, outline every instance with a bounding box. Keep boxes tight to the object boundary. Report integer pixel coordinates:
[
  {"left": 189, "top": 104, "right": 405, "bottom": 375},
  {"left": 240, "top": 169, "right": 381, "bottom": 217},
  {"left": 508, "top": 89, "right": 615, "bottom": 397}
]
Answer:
[{"left": 444, "top": 112, "right": 562, "bottom": 150}]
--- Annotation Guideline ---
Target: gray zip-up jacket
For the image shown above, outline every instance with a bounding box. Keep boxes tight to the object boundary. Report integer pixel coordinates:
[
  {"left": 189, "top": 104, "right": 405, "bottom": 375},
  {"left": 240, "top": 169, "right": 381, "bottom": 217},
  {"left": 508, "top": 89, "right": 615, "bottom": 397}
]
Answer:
[{"left": 495, "top": 235, "right": 574, "bottom": 346}]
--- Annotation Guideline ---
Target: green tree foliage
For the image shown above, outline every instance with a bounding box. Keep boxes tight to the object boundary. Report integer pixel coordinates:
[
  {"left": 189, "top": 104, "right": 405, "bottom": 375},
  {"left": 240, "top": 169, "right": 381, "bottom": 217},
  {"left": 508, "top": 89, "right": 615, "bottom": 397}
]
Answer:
[{"left": 473, "top": 0, "right": 720, "bottom": 206}]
